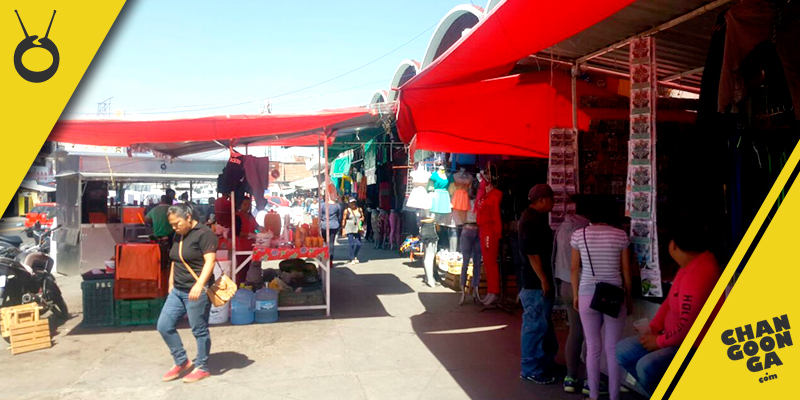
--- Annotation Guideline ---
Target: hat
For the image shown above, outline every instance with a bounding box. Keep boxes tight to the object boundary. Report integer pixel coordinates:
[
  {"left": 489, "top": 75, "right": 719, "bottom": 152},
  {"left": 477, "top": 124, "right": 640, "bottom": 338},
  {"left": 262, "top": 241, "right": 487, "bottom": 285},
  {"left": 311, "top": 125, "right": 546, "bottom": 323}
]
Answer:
[
  {"left": 348, "top": 198, "right": 357, "bottom": 203},
  {"left": 528, "top": 184, "right": 554, "bottom": 202}
]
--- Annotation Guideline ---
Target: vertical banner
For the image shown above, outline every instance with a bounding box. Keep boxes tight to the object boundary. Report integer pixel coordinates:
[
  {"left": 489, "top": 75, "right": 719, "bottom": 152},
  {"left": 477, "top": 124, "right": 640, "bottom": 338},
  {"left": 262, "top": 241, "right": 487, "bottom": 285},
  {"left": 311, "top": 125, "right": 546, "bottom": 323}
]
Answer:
[
  {"left": 627, "top": 37, "right": 662, "bottom": 297},
  {"left": 549, "top": 127, "right": 578, "bottom": 229}
]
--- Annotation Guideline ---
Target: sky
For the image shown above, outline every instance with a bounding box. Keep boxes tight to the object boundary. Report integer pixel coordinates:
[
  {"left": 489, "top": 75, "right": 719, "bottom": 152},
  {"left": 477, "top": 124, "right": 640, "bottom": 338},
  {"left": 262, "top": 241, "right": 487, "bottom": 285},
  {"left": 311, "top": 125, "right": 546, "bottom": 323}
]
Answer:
[{"left": 63, "top": 0, "right": 481, "bottom": 119}]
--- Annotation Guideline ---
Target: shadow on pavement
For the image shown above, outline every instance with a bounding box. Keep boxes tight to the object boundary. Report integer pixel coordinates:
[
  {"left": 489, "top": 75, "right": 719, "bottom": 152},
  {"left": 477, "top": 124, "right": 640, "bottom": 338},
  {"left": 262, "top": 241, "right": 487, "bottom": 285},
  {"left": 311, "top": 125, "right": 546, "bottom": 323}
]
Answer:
[{"left": 209, "top": 351, "right": 255, "bottom": 376}]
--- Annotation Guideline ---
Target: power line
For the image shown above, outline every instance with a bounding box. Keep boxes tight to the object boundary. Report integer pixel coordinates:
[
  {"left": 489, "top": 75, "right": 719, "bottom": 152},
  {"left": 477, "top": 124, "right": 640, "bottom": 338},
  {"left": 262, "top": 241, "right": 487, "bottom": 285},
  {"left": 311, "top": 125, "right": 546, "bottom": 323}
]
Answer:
[{"left": 129, "top": 21, "right": 437, "bottom": 115}]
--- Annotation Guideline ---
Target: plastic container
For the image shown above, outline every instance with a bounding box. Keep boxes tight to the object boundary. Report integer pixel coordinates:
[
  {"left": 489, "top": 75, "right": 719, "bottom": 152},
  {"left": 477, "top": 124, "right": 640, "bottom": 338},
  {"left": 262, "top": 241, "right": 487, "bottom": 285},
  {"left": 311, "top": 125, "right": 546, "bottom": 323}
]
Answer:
[
  {"left": 81, "top": 280, "right": 115, "bottom": 327},
  {"left": 254, "top": 288, "right": 279, "bottom": 323},
  {"left": 115, "top": 298, "right": 165, "bottom": 326},
  {"left": 115, "top": 278, "right": 162, "bottom": 300},
  {"left": 230, "top": 289, "right": 255, "bottom": 325},
  {"left": 122, "top": 207, "right": 146, "bottom": 224},
  {"left": 634, "top": 318, "right": 650, "bottom": 335},
  {"left": 209, "top": 303, "right": 230, "bottom": 325}
]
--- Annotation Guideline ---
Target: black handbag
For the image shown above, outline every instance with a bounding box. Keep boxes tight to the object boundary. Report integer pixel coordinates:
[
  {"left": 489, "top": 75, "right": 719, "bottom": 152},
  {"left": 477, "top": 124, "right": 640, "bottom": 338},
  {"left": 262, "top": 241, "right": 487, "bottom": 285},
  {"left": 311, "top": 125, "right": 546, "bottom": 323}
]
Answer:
[{"left": 584, "top": 227, "right": 625, "bottom": 317}]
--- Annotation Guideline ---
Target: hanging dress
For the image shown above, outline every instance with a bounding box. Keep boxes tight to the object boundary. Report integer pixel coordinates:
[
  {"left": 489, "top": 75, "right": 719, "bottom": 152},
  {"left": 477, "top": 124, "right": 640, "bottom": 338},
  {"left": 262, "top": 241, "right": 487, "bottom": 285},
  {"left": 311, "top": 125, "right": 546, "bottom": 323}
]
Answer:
[
  {"left": 406, "top": 166, "right": 433, "bottom": 210},
  {"left": 451, "top": 175, "right": 471, "bottom": 211},
  {"left": 429, "top": 171, "right": 453, "bottom": 214}
]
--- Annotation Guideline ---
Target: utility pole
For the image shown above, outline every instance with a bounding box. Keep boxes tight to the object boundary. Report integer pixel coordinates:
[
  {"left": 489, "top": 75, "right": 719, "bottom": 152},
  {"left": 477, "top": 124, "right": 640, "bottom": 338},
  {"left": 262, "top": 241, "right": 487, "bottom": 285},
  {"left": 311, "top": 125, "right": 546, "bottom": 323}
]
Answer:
[{"left": 97, "top": 97, "right": 113, "bottom": 117}]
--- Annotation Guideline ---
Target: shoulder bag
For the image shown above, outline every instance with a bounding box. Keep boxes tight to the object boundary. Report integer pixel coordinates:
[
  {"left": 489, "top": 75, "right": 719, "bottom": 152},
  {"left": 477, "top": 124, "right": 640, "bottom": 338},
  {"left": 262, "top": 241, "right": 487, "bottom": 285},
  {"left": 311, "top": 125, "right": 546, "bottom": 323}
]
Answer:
[
  {"left": 584, "top": 227, "right": 625, "bottom": 317},
  {"left": 177, "top": 236, "right": 237, "bottom": 307}
]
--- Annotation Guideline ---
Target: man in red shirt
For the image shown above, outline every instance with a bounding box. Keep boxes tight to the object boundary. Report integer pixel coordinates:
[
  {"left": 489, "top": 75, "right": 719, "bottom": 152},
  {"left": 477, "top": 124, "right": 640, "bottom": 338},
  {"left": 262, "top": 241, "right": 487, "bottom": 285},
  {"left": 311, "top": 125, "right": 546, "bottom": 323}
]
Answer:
[{"left": 616, "top": 217, "right": 721, "bottom": 397}]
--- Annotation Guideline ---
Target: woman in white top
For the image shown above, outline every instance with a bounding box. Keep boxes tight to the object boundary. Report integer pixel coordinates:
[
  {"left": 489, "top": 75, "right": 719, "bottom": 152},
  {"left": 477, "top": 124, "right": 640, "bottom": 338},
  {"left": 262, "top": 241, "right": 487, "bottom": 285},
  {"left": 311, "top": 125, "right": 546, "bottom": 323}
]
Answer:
[
  {"left": 570, "top": 201, "right": 632, "bottom": 400},
  {"left": 342, "top": 198, "right": 365, "bottom": 264}
]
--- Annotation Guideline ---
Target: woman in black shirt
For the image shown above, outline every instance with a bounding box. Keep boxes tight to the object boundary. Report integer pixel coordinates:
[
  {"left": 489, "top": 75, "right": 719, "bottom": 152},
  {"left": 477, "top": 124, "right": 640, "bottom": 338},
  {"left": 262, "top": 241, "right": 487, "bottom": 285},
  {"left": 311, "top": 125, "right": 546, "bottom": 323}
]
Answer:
[{"left": 156, "top": 204, "right": 218, "bottom": 383}]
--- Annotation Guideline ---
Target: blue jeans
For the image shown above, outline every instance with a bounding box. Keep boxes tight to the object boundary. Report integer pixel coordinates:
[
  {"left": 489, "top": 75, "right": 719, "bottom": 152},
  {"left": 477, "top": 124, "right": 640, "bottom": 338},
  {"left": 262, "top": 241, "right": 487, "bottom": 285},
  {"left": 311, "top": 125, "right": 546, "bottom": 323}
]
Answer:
[
  {"left": 519, "top": 288, "right": 558, "bottom": 378},
  {"left": 616, "top": 336, "right": 678, "bottom": 397},
  {"left": 157, "top": 289, "right": 212, "bottom": 371},
  {"left": 347, "top": 233, "right": 362, "bottom": 260},
  {"left": 459, "top": 227, "right": 482, "bottom": 288}
]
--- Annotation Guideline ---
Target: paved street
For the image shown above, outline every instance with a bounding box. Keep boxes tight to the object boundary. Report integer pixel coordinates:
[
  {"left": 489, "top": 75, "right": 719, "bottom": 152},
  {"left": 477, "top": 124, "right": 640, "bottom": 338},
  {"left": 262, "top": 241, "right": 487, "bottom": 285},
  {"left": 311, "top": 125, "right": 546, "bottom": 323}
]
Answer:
[{"left": 1, "top": 237, "right": 645, "bottom": 400}]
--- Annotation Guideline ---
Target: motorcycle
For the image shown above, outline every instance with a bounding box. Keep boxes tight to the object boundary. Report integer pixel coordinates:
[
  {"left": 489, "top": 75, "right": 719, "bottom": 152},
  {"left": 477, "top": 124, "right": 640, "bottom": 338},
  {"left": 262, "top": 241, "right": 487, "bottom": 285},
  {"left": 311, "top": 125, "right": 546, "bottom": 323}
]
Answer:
[
  {"left": 21, "top": 222, "right": 51, "bottom": 254},
  {"left": 0, "top": 227, "right": 69, "bottom": 339}
]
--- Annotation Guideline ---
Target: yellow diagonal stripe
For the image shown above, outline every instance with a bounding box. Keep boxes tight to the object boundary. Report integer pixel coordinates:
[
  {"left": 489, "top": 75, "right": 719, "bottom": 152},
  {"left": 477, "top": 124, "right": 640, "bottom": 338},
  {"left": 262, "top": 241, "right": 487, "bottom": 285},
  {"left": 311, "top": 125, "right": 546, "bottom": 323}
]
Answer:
[
  {"left": 652, "top": 144, "right": 800, "bottom": 399},
  {"left": 0, "top": 1, "right": 126, "bottom": 214}
]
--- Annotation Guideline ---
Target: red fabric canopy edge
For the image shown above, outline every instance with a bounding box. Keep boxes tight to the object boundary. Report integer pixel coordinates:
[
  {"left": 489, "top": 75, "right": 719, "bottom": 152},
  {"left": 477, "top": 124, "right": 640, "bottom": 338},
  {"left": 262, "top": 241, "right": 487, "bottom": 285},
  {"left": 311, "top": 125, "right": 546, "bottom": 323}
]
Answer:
[
  {"left": 402, "top": 0, "right": 636, "bottom": 90},
  {"left": 400, "top": 72, "right": 593, "bottom": 158},
  {"left": 49, "top": 107, "right": 372, "bottom": 147}
]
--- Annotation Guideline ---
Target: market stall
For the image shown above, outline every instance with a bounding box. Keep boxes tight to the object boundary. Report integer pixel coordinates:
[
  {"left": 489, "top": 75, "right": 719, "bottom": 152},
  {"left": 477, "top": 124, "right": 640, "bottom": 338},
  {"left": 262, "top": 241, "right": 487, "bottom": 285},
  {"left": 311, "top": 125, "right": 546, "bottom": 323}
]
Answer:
[{"left": 50, "top": 107, "right": 386, "bottom": 320}]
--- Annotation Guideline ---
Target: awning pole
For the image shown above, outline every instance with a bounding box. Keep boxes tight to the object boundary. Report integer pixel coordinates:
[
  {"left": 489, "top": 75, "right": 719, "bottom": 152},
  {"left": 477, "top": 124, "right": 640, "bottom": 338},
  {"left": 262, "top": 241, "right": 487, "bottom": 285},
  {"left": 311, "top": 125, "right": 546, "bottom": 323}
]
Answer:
[
  {"left": 323, "top": 129, "right": 332, "bottom": 317},
  {"left": 571, "top": 63, "right": 578, "bottom": 130},
  {"left": 231, "top": 190, "right": 237, "bottom": 285}
]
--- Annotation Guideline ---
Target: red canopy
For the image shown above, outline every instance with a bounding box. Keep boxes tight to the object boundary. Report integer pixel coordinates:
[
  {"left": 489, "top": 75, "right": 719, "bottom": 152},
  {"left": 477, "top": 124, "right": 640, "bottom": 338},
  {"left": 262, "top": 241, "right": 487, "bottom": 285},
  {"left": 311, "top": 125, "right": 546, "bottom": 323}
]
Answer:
[
  {"left": 403, "top": 0, "right": 636, "bottom": 90},
  {"left": 49, "top": 107, "right": 378, "bottom": 155},
  {"left": 401, "top": 72, "right": 593, "bottom": 158}
]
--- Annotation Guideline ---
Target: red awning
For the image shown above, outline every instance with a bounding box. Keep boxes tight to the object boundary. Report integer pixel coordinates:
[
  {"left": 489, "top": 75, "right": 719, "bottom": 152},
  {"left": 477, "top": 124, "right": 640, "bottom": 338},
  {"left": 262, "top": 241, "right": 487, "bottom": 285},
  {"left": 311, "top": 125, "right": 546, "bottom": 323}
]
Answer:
[
  {"left": 49, "top": 107, "right": 378, "bottom": 155},
  {"left": 401, "top": 72, "right": 593, "bottom": 158},
  {"left": 402, "top": 0, "right": 636, "bottom": 90},
  {"left": 397, "top": 0, "right": 637, "bottom": 158}
]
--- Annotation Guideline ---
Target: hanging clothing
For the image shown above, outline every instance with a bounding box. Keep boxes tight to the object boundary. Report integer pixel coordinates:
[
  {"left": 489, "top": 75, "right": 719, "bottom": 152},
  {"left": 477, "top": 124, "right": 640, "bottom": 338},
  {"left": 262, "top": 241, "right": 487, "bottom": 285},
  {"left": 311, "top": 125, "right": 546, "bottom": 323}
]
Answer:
[
  {"left": 718, "top": 0, "right": 800, "bottom": 119},
  {"left": 358, "top": 174, "right": 368, "bottom": 201},
  {"left": 429, "top": 170, "right": 453, "bottom": 214},
  {"left": 477, "top": 188, "right": 503, "bottom": 295},
  {"left": 407, "top": 165, "right": 433, "bottom": 210},
  {"left": 451, "top": 171, "right": 473, "bottom": 211},
  {"left": 389, "top": 210, "right": 402, "bottom": 248},
  {"left": 474, "top": 172, "right": 489, "bottom": 213},
  {"left": 379, "top": 182, "right": 392, "bottom": 210},
  {"left": 243, "top": 155, "right": 270, "bottom": 210}
]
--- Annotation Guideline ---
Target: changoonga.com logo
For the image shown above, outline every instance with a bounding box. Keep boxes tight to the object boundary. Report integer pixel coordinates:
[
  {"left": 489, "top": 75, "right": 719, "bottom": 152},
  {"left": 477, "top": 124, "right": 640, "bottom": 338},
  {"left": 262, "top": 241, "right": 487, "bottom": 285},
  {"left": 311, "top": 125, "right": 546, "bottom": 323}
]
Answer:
[{"left": 722, "top": 314, "right": 793, "bottom": 383}]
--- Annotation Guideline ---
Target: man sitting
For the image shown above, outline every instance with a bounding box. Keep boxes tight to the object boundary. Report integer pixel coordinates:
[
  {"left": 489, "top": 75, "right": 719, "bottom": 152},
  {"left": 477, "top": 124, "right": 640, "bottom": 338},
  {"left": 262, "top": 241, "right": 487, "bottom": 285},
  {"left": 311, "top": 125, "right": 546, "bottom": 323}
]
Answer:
[{"left": 616, "top": 216, "right": 721, "bottom": 397}]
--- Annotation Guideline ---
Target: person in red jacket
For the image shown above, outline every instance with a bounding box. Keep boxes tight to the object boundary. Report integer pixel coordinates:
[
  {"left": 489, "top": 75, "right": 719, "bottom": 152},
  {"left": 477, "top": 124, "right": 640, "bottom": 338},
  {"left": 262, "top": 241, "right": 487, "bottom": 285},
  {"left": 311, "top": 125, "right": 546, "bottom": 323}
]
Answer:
[{"left": 616, "top": 216, "right": 721, "bottom": 397}]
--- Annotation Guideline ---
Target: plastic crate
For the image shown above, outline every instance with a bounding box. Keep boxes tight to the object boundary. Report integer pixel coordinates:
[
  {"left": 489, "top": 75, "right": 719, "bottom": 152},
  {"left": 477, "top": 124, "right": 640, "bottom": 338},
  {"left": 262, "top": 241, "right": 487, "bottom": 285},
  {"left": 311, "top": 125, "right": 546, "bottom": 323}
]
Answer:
[
  {"left": 114, "top": 278, "right": 162, "bottom": 300},
  {"left": 115, "top": 298, "right": 165, "bottom": 326},
  {"left": 81, "top": 280, "right": 115, "bottom": 327}
]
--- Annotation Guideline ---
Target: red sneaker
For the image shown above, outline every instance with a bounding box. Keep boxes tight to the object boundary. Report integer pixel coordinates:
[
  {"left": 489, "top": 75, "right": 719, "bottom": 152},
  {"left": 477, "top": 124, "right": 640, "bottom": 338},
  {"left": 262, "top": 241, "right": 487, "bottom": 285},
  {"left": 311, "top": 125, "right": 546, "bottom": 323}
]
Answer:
[
  {"left": 162, "top": 360, "right": 193, "bottom": 382},
  {"left": 182, "top": 368, "right": 211, "bottom": 383}
]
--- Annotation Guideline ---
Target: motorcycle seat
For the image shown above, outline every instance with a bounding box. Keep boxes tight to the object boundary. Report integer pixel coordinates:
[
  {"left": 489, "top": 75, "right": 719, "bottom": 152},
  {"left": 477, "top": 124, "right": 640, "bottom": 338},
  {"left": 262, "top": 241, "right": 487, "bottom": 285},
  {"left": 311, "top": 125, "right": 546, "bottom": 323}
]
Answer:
[{"left": 0, "top": 235, "right": 23, "bottom": 248}]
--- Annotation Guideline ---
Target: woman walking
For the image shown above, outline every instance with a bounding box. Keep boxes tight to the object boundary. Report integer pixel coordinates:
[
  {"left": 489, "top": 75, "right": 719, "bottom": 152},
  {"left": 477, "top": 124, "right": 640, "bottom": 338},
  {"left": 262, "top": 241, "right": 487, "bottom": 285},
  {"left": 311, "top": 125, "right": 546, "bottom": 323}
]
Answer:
[
  {"left": 320, "top": 196, "right": 342, "bottom": 265},
  {"left": 570, "top": 202, "right": 632, "bottom": 400},
  {"left": 342, "top": 198, "right": 364, "bottom": 264},
  {"left": 157, "top": 204, "right": 218, "bottom": 383}
]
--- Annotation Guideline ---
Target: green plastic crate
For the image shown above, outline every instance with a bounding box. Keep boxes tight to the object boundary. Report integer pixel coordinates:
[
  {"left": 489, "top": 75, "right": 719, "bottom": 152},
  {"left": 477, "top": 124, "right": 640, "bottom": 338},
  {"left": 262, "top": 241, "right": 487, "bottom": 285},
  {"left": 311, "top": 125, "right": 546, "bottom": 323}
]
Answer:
[
  {"left": 115, "top": 298, "right": 165, "bottom": 326},
  {"left": 81, "top": 280, "right": 115, "bottom": 327}
]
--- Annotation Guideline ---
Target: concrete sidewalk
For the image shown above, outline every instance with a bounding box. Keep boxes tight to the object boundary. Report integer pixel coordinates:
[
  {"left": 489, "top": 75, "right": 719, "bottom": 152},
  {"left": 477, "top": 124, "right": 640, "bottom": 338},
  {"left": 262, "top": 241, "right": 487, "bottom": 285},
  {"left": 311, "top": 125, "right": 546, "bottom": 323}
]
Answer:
[{"left": 1, "top": 238, "right": 645, "bottom": 400}]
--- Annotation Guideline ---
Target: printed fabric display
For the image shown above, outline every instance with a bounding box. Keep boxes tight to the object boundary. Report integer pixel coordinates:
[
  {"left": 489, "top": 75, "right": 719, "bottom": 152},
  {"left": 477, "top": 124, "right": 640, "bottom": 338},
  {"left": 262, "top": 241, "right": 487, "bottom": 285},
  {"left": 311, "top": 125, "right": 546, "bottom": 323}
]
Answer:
[
  {"left": 406, "top": 164, "right": 432, "bottom": 210},
  {"left": 548, "top": 128, "right": 578, "bottom": 229},
  {"left": 626, "top": 37, "right": 663, "bottom": 298},
  {"left": 429, "top": 168, "right": 454, "bottom": 214}
]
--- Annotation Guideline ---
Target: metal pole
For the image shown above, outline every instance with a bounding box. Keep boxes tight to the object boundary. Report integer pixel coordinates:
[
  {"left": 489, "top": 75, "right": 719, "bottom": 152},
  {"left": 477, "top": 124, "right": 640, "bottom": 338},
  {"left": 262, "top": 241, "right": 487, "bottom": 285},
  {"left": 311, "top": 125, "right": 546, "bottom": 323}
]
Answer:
[
  {"left": 230, "top": 190, "right": 236, "bottom": 285},
  {"left": 571, "top": 64, "right": 578, "bottom": 130},
  {"left": 323, "top": 129, "right": 332, "bottom": 317}
]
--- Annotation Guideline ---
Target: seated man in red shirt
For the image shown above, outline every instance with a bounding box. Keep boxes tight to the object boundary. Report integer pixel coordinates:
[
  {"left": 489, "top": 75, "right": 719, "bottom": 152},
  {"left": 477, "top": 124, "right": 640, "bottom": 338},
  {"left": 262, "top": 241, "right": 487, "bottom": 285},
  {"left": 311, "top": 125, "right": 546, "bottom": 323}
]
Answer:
[{"left": 616, "top": 216, "right": 722, "bottom": 397}]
